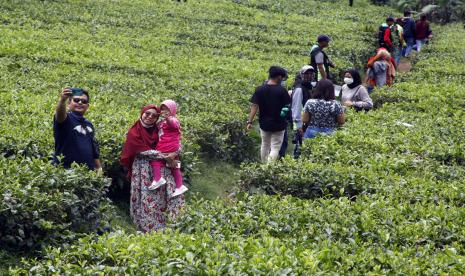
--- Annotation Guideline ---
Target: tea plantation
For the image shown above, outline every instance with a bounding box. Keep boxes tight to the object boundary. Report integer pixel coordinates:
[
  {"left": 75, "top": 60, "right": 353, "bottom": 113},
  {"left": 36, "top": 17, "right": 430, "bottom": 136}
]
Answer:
[{"left": 1, "top": 0, "right": 464, "bottom": 274}]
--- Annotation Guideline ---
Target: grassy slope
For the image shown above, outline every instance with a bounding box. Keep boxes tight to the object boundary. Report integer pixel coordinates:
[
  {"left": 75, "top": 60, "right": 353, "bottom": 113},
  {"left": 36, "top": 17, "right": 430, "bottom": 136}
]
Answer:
[
  {"left": 0, "top": 0, "right": 415, "bottom": 272},
  {"left": 0, "top": 0, "right": 395, "bottom": 165}
]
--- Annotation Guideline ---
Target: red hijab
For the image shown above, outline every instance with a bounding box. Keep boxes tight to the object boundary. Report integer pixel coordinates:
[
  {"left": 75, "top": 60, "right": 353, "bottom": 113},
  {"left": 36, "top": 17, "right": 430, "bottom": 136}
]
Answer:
[{"left": 120, "top": 105, "right": 160, "bottom": 173}]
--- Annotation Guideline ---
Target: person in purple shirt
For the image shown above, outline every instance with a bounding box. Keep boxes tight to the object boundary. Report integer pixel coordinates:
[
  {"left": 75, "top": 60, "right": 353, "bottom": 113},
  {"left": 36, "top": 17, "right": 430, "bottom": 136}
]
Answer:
[{"left": 53, "top": 88, "right": 102, "bottom": 172}]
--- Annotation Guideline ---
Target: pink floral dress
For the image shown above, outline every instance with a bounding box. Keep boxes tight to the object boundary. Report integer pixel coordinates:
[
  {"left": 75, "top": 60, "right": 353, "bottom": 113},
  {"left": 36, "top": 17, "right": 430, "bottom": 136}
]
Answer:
[{"left": 130, "top": 150, "right": 185, "bottom": 232}]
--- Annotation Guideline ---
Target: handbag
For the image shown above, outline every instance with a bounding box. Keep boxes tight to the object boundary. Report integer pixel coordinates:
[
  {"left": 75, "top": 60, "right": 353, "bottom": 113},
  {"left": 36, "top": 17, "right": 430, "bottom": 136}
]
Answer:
[{"left": 351, "top": 86, "right": 370, "bottom": 113}]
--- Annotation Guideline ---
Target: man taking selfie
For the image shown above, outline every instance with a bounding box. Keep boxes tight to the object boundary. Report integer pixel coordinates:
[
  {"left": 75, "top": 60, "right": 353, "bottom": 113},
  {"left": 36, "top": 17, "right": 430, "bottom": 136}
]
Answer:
[{"left": 53, "top": 88, "right": 102, "bottom": 172}]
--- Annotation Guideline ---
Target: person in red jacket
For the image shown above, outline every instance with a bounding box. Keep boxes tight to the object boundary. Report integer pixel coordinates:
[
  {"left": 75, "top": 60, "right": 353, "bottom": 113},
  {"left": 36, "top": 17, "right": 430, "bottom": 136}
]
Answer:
[
  {"left": 415, "top": 15, "right": 432, "bottom": 52},
  {"left": 383, "top": 17, "right": 405, "bottom": 66}
]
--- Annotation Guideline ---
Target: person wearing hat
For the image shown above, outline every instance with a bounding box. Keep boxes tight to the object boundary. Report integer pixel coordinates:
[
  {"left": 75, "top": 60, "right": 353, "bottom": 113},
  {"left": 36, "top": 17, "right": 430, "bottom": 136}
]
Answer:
[
  {"left": 310, "top": 35, "right": 335, "bottom": 81},
  {"left": 290, "top": 65, "right": 316, "bottom": 159},
  {"left": 247, "top": 66, "right": 291, "bottom": 163}
]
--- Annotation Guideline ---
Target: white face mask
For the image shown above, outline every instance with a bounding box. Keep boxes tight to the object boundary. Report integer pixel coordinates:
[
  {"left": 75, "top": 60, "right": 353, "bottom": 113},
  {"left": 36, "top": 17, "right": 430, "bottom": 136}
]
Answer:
[{"left": 344, "top": 77, "right": 354, "bottom": 85}]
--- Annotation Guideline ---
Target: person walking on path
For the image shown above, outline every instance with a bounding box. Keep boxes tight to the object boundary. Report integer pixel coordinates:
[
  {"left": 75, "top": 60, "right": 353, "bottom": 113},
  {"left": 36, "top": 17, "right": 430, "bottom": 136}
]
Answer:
[
  {"left": 53, "top": 88, "right": 102, "bottom": 172},
  {"left": 401, "top": 10, "right": 416, "bottom": 57},
  {"left": 301, "top": 80, "right": 345, "bottom": 139},
  {"left": 247, "top": 66, "right": 291, "bottom": 163},
  {"left": 415, "top": 14, "right": 432, "bottom": 52},
  {"left": 366, "top": 48, "right": 396, "bottom": 90},
  {"left": 120, "top": 105, "right": 184, "bottom": 232},
  {"left": 384, "top": 17, "right": 405, "bottom": 66},
  {"left": 310, "top": 35, "right": 335, "bottom": 81},
  {"left": 341, "top": 69, "right": 373, "bottom": 111},
  {"left": 291, "top": 65, "right": 316, "bottom": 158}
]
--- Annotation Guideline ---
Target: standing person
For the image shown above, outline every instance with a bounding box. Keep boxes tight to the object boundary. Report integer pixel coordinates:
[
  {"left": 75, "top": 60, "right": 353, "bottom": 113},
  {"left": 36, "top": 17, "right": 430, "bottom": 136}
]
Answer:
[
  {"left": 148, "top": 100, "right": 188, "bottom": 197},
  {"left": 53, "top": 88, "right": 102, "bottom": 172},
  {"left": 378, "top": 21, "right": 390, "bottom": 50},
  {"left": 401, "top": 10, "right": 416, "bottom": 57},
  {"left": 310, "top": 35, "right": 335, "bottom": 81},
  {"left": 384, "top": 17, "right": 405, "bottom": 66},
  {"left": 291, "top": 65, "right": 315, "bottom": 158},
  {"left": 301, "top": 80, "right": 345, "bottom": 139},
  {"left": 415, "top": 14, "right": 432, "bottom": 52},
  {"left": 247, "top": 66, "right": 291, "bottom": 163},
  {"left": 341, "top": 69, "right": 373, "bottom": 111},
  {"left": 120, "top": 105, "right": 184, "bottom": 232},
  {"left": 349, "top": 0, "right": 353, "bottom": 6},
  {"left": 276, "top": 74, "right": 290, "bottom": 159},
  {"left": 366, "top": 48, "right": 396, "bottom": 90}
]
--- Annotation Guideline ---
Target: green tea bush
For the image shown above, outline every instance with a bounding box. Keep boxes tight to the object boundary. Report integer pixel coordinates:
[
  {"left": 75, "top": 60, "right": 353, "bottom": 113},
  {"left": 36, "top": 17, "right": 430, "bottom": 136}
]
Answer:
[
  {"left": 0, "top": 157, "right": 112, "bottom": 251},
  {"left": 239, "top": 159, "right": 374, "bottom": 198},
  {"left": 0, "top": 0, "right": 397, "bottom": 174},
  {"left": 12, "top": 194, "right": 465, "bottom": 274}
]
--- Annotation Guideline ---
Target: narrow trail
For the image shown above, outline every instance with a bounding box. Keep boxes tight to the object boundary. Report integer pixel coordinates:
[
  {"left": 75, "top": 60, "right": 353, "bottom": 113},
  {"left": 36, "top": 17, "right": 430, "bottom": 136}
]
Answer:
[{"left": 397, "top": 57, "right": 412, "bottom": 73}]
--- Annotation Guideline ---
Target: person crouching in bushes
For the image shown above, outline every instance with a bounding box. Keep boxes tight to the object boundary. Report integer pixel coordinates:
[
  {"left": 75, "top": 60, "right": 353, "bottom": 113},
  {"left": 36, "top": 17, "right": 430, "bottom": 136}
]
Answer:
[
  {"left": 301, "top": 79, "right": 345, "bottom": 139},
  {"left": 365, "top": 48, "right": 396, "bottom": 92},
  {"left": 341, "top": 69, "right": 373, "bottom": 112},
  {"left": 148, "top": 100, "right": 188, "bottom": 198}
]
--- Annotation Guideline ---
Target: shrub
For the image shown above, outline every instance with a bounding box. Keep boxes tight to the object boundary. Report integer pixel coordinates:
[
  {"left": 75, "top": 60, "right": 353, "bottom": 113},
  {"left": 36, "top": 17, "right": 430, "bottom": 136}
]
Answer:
[
  {"left": 239, "top": 160, "right": 373, "bottom": 199},
  {"left": 0, "top": 157, "right": 112, "bottom": 251}
]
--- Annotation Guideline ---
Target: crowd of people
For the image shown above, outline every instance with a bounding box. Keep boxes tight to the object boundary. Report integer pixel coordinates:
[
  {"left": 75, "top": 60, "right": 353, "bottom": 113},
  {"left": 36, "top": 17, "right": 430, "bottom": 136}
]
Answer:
[
  {"left": 248, "top": 11, "right": 432, "bottom": 162},
  {"left": 367, "top": 11, "right": 432, "bottom": 91},
  {"left": 51, "top": 11, "right": 432, "bottom": 232}
]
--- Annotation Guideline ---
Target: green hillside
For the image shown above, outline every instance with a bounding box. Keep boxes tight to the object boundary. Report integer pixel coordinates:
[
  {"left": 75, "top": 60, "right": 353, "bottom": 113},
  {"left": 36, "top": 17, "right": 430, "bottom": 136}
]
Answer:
[{"left": 1, "top": 0, "right": 464, "bottom": 274}]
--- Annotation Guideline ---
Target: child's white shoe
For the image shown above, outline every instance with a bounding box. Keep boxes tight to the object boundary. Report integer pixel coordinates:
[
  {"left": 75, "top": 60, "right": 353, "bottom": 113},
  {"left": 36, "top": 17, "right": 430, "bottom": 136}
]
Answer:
[
  {"left": 148, "top": 177, "right": 166, "bottom": 190},
  {"left": 171, "top": 185, "right": 188, "bottom": 197}
]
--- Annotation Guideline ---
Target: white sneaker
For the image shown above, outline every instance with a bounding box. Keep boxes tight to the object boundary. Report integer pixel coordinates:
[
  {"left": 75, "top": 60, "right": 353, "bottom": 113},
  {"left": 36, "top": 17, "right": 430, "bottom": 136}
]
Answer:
[
  {"left": 148, "top": 177, "right": 166, "bottom": 190},
  {"left": 171, "top": 185, "right": 188, "bottom": 197}
]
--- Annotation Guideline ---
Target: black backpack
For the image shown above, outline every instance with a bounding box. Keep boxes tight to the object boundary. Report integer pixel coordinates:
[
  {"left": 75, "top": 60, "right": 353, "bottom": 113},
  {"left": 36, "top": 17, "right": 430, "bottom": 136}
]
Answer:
[{"left": 378, "top": 24, "right": 389, "bottom": 47}]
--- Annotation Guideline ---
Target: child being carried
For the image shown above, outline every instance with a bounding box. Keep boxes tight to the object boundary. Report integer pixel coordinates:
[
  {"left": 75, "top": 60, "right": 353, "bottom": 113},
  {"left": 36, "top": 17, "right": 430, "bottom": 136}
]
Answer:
[{"left": 148, "top": 99, "right": 188, "bottom": 197}]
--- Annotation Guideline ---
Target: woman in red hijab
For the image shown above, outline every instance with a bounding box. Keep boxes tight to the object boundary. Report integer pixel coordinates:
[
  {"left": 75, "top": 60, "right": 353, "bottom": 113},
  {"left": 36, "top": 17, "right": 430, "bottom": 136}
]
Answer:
[
  {"left": 120, "top": 105, "right": 160, "bottom": 175},
  {"left": 121, "top": 104, "right": 185, "bottom": 232}
]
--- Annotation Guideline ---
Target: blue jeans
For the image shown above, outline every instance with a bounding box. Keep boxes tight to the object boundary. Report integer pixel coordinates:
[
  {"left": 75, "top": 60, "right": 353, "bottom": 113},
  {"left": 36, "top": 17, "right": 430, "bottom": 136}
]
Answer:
[
  {"left": 416, "top": 39, "right": 428, "bottom": 52},
  {"left": 403, "top": 37, "right": 415, "bottom": 57},
  {"left": 393, "top": 46, "right": 402, "bottom": 67},
  {"left": 304, "top": 127, "right": 335, "bottom": 139}
]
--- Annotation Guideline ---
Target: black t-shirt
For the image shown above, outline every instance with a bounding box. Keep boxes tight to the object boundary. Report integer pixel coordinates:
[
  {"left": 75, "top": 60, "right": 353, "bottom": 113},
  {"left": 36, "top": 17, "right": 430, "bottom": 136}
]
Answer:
[
  {"left": 53, "top": 112, "right": 100, "bottom": 170},
  {"left": 250, "top": 84, "right": 291, "bottom": 132}
]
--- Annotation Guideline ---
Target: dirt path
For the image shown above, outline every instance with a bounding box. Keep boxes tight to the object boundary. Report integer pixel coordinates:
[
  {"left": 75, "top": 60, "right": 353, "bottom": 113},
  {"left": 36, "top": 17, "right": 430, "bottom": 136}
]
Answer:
[{"left": 397, "top": 57, "right": 412, "bottom": 73}]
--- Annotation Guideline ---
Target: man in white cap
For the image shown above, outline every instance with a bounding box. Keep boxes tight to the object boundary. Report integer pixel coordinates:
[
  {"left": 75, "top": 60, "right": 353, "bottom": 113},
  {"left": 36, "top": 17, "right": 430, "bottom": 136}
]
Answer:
[{"left": 290, "top": 65, "right": 316, "bottom": 158}]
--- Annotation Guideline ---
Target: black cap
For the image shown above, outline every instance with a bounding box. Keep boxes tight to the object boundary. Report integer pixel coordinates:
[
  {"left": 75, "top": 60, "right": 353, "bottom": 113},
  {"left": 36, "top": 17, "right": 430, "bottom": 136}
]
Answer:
[
  {"left": 386, "top": 16, "right": 395, "bottom": 22},
  {"left": 317, "top": 34, "right": 331, "bottom": 43}
]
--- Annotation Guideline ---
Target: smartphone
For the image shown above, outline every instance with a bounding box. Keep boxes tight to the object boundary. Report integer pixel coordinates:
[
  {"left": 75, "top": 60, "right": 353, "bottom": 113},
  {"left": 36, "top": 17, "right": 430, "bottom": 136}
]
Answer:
[{"left": 70, "top": 88, "right": 84, "bottom": 96}]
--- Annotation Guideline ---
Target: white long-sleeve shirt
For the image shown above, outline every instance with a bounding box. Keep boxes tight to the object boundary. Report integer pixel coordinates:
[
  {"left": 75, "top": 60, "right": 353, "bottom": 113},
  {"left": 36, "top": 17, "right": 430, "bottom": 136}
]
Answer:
[{"left": 291, "top": 87, "right": 304, "bottom": 128}]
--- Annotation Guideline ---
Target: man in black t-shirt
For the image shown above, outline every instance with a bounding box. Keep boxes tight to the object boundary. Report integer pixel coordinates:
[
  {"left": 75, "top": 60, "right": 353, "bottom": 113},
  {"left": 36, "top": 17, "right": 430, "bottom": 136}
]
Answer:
[
  {"left": 247, "top": 66, "right": 291, "bottom": 163},
  {"left": 53, "top": 88, "right": 102, "bottom": 172}
]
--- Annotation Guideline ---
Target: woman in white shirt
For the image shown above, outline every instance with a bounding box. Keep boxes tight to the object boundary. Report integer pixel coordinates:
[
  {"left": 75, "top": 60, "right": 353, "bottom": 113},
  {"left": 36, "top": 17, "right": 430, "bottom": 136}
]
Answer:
[{"left": 341, "top": 69, "right": 373, "bottom": 111}]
